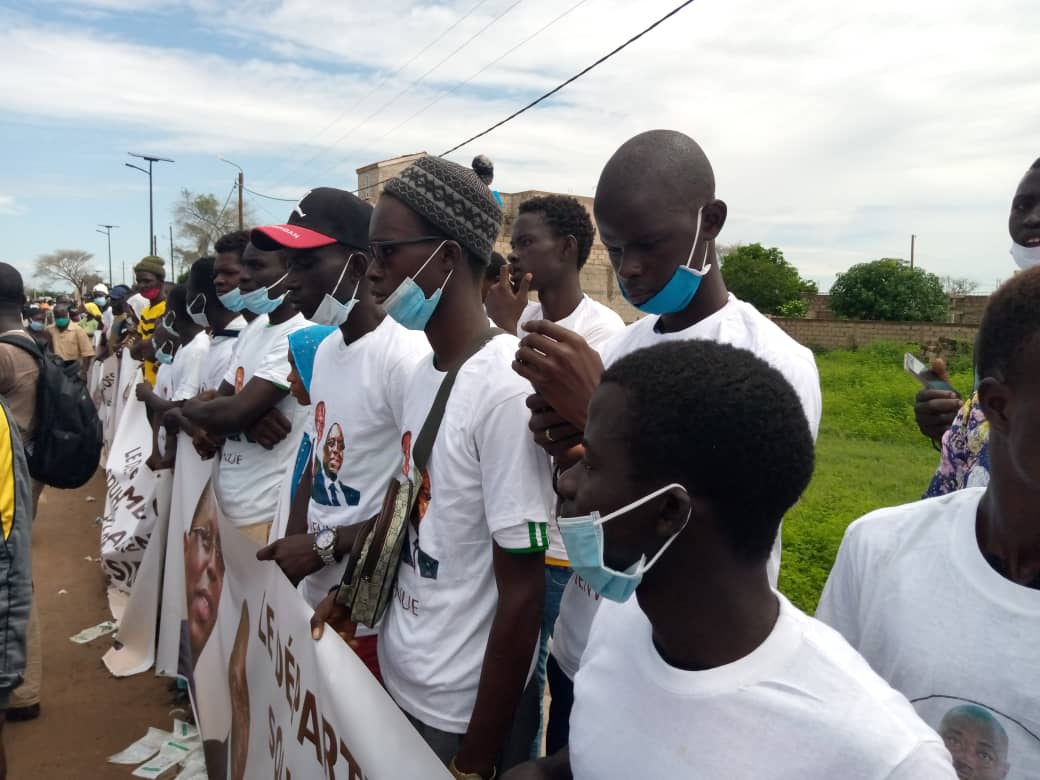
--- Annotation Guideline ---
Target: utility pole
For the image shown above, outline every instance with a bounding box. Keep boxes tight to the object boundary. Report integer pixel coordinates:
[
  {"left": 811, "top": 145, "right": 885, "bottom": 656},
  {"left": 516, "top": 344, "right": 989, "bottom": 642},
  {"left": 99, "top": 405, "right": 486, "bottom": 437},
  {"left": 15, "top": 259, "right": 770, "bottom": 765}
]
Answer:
[
  {"left": 910, "top": 234, "right": 916, "bottom": 269},
  {"left": 96, "top": 224, "right": 119, "bottom": 288},
  {"left": 169, "top": 225, "right": 175, "bottom": 280},
  {"left": 220, "top": 158, "right": 245, "bottom": 230},
  {"left": 126, "top": 152, "right": 174, "bottom": 257}
]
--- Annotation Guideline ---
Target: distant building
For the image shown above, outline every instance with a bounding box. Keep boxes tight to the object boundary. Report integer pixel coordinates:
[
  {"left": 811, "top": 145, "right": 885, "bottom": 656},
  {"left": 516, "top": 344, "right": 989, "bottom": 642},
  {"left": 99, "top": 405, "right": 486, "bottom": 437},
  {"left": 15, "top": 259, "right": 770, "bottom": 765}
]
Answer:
[{"left": 356, "top": 152, "right": 427, "bottom": 205}]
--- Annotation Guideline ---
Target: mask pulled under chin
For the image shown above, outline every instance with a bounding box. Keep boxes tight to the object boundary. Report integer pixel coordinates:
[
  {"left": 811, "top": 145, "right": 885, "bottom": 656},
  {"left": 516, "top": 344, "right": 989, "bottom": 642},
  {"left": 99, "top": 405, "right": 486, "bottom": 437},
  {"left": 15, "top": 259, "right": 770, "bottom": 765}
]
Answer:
[
  {"left": 558, "top": 483, "right": 690, "bottom": 603},
  {"left": 140, "top": 286, "right": 162, "bottom": 301},
  {"left": 1010, "top": 241, "right": 1040, "bottom": 270}
]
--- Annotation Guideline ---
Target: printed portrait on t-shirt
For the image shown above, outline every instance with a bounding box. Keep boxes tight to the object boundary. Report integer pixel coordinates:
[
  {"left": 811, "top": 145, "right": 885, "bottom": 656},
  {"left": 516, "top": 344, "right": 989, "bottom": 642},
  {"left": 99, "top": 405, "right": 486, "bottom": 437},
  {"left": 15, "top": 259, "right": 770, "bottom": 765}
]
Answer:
[
  {"left": 233, "top": 366, "right": 245, "bottom": 394},
  {"left": 310, "top": 422, "right": 360, "bottom": 508},
  {"left": 914, "top": 696, "right": 1039, "bottom": 780},
  {"left": 399, "top": 430, "right": 438, "bottom": 579}
]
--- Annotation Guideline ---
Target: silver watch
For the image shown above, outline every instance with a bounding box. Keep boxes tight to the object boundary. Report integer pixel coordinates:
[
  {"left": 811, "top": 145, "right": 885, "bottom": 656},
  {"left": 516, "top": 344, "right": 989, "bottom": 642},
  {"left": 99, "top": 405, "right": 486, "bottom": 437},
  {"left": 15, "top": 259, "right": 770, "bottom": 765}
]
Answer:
[{"left": 313, "top": 527, "right": 338, "bottom": 567}]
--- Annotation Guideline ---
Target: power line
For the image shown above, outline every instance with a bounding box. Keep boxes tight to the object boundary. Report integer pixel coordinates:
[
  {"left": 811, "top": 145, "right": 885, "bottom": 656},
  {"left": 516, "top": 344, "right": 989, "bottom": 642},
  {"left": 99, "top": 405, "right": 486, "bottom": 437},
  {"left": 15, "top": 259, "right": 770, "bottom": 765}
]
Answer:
[
  {"left": 245, "top": 185, "right": 303, "bottom": 202},
  {"left": 373, "top": 0, "right": 591, "bottom": 147},
  {"left": 314, "top": 0, "right": 526, "bottom": 180},
  {"left": 441, "top": 0, "right": 698, "bottom": 156},
  {"left": 267, "top": 0, "right": 496, "bottom": 187}
]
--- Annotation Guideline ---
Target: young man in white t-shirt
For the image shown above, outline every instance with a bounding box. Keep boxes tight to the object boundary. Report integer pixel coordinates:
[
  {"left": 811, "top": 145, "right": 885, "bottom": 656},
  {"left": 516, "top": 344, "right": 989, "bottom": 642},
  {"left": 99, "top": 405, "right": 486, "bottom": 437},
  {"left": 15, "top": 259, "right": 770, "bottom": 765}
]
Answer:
[
  {"left": 185, "top": 255, "right": 246, "bottom": 393},
  {"left": 182, "top": 242, "right": 310, "bottom": 543},
  {"left": 485, "top": 193, "right": 625, "bottom": 755},
  {"left": 817, "top": 268, "right": 1040, "bottom": 780},
  {"left": 326, "top": 155, "right": 553, "bottom": 779},
  {"left": 136, "top": 285, "right": 210, "bottom": 471},
  {"left": 250, "top": 189, "right": 428, "bottom": 631},
  {"left": 503, "top": 340, "right": 953, "bottom": 780},
  {"left": 513, "top": 130, "right": 822, "bottom": 752}
]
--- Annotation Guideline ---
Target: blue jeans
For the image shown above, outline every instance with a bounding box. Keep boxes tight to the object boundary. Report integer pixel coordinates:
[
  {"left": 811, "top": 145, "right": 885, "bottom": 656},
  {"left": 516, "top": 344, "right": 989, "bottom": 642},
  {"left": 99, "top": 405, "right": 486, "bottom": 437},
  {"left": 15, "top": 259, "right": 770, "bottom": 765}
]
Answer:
[{"left": 530, "top": 564, "right": 571, "bottom": 757}]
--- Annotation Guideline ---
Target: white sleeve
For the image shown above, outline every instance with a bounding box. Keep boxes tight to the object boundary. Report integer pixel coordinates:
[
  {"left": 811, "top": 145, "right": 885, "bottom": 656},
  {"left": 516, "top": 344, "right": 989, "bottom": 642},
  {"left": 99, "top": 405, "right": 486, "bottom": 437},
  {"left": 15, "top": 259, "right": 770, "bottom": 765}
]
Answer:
[
  {"left": 253, "top": 337, "right": 292, "bottom": 390},
  {"left": 814, "top": 524, "right": 866, "bottom": 649},
  {"left": 172, "top": 343, "right": 207, "bottom": 401},
  {"left": 386, "top": 350, "right": 422, "bottom": 431},
  {"left": 473, "top": 392, "right": 554, "bottom": 550},
  {"left": 886, "top": 743, "right": 956, "bottom": 779},
  {"left": 549, "top": 573, "right": 603, "bottom": 680}
]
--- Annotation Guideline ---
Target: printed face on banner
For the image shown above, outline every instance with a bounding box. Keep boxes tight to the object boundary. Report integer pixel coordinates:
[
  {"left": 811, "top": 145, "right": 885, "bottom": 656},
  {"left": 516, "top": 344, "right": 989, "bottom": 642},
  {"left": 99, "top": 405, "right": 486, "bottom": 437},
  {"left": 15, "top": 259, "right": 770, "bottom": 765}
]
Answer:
[{"left": 184, "top": 483, "right": 224, "bottom": 663}]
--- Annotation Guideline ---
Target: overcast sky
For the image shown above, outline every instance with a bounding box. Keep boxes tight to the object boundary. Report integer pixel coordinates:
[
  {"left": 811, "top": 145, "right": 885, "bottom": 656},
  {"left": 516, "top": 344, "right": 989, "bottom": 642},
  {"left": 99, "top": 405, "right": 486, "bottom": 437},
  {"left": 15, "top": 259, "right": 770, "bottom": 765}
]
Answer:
[{"left": 1, "top": 0, "right": 1037, "bottom": 292}]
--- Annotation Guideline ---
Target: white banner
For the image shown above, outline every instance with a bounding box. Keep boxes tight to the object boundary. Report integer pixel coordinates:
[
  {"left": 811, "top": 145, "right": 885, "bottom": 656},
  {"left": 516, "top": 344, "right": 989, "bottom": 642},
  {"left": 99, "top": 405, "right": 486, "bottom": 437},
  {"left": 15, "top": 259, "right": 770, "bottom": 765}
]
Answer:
[
  {"left": 156, "top": 434, "right": 215, "bottom": 678},
  {"left": 111, "top": 350, "right": 140, "bottom": 446},
  {"left": 95, "top": 353, "right": 120, "bottom": 455},
  {"left": 100, "top": 383, "right": 172, "bottom": 593},
  {"left": 187, "top": 486, "right": 450, "bottom": 780}
]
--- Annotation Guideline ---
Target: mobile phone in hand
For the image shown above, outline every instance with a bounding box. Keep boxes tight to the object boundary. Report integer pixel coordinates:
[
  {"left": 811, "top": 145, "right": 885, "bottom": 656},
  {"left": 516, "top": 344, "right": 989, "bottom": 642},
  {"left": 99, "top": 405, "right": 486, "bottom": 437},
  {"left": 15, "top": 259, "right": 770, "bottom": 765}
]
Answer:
[{"left": 904, "top": 353, "right": 959, "bottom": 394}]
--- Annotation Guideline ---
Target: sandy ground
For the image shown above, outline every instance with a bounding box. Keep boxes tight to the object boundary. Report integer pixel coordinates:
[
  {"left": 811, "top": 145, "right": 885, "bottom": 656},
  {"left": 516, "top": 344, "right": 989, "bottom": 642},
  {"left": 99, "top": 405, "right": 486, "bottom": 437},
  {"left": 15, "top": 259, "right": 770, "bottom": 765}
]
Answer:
[{"left": 6, "top": 470, "right": 176, "bottom": 779}]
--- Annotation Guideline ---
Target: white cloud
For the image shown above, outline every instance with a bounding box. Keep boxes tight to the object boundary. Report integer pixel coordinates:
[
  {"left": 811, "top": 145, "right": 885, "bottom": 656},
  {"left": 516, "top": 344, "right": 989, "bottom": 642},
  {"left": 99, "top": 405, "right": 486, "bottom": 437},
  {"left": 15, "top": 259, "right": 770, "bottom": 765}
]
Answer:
[
  {"left": 0, "top": 195, "right": 21, "bottom": 215},
  {"left": 0, "top": 0, "right": 1037, "bottom": 284}
]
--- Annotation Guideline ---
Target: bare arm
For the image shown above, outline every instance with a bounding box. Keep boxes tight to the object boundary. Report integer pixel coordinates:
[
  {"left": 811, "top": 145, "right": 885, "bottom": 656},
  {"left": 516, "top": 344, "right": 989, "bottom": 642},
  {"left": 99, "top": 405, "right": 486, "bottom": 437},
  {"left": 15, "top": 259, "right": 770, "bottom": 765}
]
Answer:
[{"left": 181, "top": 377, "right": 288, "bottom": 436}]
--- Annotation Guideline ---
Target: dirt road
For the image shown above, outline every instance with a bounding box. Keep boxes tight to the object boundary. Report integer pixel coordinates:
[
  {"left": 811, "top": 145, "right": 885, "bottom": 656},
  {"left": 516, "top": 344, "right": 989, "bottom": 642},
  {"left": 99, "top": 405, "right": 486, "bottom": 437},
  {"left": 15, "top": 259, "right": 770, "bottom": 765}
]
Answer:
[{"left": 7, "top": 470, "right": 174, "bottom": 779}]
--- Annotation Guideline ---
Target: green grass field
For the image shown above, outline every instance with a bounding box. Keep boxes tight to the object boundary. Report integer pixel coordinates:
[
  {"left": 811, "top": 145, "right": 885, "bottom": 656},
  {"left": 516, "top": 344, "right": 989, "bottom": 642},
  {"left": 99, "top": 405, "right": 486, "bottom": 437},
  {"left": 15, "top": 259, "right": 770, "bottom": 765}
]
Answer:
[{"left": 777, "top": 341, "right": 974, "bottom": 613}]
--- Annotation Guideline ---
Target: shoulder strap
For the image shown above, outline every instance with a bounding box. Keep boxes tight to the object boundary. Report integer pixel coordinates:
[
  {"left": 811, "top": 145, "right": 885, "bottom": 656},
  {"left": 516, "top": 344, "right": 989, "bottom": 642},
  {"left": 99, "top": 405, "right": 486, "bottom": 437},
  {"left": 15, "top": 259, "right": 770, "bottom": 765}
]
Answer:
[
  {"left": 412, "top": 328, "right": 504, "bottom": 475},
  {"left": 0, "top": 334, "right": 43, "bottom": 362}
]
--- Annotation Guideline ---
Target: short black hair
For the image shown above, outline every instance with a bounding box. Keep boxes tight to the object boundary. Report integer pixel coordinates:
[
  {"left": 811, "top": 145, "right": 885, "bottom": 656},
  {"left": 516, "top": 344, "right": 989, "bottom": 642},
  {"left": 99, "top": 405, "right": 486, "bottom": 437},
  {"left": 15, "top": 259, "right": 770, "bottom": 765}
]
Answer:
[
  {"left": 0, "top": 263, "right": 25, "bottom": 307},
  {"left": 214, "top": 230, "right": 250, "bottom": 256},
  {"left": 976, "top": 266, "right": 1040, "bottom": 384},
  {"left": 166, "top": 284, "right": 190, "bottom": 322},
  {"left": 602, "top": 341, "right": 814, "bottom": 564},
  {"left": 519, "top": 195, "right": 596, "bottom": 269},
  {"left": 189, "top": 256, "right": 218, "bottom": 301},
  {"left": 486, "top": 251, "right": 506, "bottom": 282},
  {"left": 1030, "top": 158, "right": 1040, "bottom": 171}
]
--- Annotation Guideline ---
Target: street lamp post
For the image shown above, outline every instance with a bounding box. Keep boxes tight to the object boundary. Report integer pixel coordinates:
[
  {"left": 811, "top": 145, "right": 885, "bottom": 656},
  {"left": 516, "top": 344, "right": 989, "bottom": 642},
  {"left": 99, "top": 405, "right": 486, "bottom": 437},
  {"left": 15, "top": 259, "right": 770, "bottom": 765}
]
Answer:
[
  {"left": 219, "top": 158, "right": 245, "bottom": 230},
  {"left": 96, "top": 224, "right": 119, "bottom": 288},
  {"left": 126, "top": 152, "right": 174, "bottom": 256}
]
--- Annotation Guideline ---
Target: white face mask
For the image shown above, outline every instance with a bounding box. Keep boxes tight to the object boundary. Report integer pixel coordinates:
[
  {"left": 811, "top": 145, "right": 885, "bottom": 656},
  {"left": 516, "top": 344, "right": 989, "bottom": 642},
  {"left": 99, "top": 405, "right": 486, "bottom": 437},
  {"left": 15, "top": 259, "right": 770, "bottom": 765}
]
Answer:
[
  {"left": 187, "top": 293, "right": 210, "bottom": 328},
  {"left": 1010, "top": 241, "right": 1040, "bottom": 271},
  {"left": 310, "top": 256, "right": 360, "bottom": 327}
]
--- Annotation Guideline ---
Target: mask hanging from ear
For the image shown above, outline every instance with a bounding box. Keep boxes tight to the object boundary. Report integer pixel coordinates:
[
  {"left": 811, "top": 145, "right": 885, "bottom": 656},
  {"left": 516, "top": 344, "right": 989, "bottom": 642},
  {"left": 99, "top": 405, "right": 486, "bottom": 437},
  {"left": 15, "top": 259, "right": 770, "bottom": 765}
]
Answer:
[
  {"left": 311, "top": 256, "right": 361, "bottom": 327},
  {"left": 383, "top": 241, "right": 451, "bottom": 331},
  {"left": 621, "top": 207, "right": 710, "bottom": 315}
]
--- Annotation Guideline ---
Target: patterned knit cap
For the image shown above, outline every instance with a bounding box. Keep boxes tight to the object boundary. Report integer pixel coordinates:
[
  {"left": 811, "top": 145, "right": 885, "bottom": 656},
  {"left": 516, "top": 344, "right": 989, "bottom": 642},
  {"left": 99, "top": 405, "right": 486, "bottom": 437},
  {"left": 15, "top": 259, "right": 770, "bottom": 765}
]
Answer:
[{"left": 384, "top": 155, "right": 502, "bottom": 265}]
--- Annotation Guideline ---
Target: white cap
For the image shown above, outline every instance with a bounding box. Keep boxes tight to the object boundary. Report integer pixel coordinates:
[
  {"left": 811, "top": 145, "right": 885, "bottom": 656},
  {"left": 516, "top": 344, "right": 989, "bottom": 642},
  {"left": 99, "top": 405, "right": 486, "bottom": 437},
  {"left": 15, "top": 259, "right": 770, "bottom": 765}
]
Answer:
[{"left": 92, "top": 283, "right": 109, "bottom": 295}]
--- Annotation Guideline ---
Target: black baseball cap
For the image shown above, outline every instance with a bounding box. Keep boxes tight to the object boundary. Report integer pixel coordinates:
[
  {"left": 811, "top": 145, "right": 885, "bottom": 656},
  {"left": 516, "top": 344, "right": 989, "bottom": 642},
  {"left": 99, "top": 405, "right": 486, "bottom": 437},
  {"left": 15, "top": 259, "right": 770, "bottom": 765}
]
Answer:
[
  {"left": 251, "top": 187, "right": 373, "bottom": 252},
  {"left": 110, "top": 284, "right": 133, "bottom": 300}
]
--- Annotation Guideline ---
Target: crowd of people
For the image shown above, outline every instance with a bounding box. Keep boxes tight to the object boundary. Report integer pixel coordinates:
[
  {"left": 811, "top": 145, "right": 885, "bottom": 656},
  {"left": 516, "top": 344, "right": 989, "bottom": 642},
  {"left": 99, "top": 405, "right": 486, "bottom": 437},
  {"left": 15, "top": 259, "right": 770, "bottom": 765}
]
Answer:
[{"left": 0, "top": 130, "right": 1037, "bottom": 779}]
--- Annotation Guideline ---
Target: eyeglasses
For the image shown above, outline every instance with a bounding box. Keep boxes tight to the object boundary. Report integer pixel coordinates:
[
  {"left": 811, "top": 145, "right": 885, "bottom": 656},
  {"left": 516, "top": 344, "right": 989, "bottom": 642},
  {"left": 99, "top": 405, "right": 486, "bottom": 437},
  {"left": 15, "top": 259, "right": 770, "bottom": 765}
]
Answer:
[{"left": 368, "top": 236, "right": 446, "bottom": 263}]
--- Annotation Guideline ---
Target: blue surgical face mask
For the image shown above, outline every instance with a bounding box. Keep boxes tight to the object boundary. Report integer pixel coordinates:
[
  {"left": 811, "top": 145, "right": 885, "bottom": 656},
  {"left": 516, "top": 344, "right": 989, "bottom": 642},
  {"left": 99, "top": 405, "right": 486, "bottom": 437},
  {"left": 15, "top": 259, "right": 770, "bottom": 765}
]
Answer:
[
  {"left": 311, "top": 256, "right": 360, "bottom": 327},
  {"left": 383, "top": 241, "right": 451, "bottom": 331},
  {"left": 240, "top": 271, "right": 289, "bottom": 315},
  {"left": 217, "top": 288, "right": 246, "bottom": 312},
  {"left": 1010, "top": 241, "right": 1040, "bottom": 271},
  {"left": 155, "top": 341, "right": 175, "bottom": 365},
  {"left": 93, "top": 297, "right": 107, "bottom": 308},
  {"left": 29, "top": 321, "right": 44, "bottom": 332},
  {"left": 558, "top": 483, "right": 690, "bottom": 603},
  {"left": 187, "top": 293, "right": 210, "bottom": 328},
  {"left": 621, "top": 207, "right": 710, "bottom": 315}
]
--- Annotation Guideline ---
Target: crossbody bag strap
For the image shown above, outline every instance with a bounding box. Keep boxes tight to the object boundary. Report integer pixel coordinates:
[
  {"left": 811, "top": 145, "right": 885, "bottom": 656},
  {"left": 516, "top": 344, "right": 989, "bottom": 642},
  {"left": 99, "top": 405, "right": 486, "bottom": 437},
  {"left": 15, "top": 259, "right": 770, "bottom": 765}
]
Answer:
[
  {"left": 411, "top": 327, "right": 504, "bottom": 476},
  {"left": 0, "top": 334, "right": 43, "bottom": 362}
]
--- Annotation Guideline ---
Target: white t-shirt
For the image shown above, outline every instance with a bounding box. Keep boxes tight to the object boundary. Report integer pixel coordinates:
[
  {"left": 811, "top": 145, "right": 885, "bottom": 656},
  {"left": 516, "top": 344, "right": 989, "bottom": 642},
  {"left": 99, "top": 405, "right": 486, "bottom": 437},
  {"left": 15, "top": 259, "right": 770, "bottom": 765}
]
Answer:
[
  {"left": 517, "top": 295, "right": 625, "bottom": 562},
  {"left": 167, "top": 332, "right": 210, "bottom": 402},
  {"left": 214, "top": 312, "right": 310, "bottom": 525},
  {"left": 817, "top": 488, "right": 1040, "bottom": 780},
  {"left": 378, "top": 334, "right": 556, "bottom": 733},
  {"left": 516, "top": 295, "right": 625, "bottom": 352},
  {"left": 300, "top": 319, "right": 429, "bottom": 608},
  {"left": 551, "top": 294, "right": 823, "bottom": 679},
  {"left": 201, "top": 315, "right": 246, "bottom": 393},
  {"left": 127, "top": 293, "right": 148, "bottom": 319},
  {"left": 570, "top": 594, "right": 955, "bottom": 779}
]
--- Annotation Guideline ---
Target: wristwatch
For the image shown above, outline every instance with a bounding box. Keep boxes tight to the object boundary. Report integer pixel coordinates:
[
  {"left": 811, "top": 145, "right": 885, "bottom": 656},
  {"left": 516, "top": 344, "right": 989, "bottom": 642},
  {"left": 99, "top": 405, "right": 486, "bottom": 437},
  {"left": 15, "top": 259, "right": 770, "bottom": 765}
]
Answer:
[{"left": 313, "top": 528, "right": 338, "bottom": 567}]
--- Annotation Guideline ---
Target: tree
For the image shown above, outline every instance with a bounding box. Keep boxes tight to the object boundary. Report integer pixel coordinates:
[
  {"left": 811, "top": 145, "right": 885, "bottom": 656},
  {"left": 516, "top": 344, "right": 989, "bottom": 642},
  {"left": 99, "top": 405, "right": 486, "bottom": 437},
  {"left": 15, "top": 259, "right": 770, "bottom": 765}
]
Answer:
[
  {"left": 942, "top": 276, "right": 981, "bottom": 296},
  {"left": 720, "top": 243, "right": 817, "bottom": 316},
  {"left": 172, "top": 188, "right": 257, "bottom": 266},
  {"left": 33, "top": 249, "right": 101, "bottom": 304},
  {"left": 830, "top": 259, "right": 949, "bottom": 321}
]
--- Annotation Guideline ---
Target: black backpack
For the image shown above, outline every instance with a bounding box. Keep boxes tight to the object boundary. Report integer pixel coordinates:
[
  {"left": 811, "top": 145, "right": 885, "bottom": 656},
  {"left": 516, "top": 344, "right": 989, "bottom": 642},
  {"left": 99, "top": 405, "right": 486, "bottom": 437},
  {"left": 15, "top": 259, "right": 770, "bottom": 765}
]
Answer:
[{"left": 0, "top": 334, "right": 103, "bottom": 489}]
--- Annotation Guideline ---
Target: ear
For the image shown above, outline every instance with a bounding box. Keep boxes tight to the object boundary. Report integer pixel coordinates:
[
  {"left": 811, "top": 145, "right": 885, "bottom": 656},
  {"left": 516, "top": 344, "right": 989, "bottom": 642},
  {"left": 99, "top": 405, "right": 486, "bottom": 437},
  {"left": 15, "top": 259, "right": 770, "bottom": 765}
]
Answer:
[
  {"left": 701, "top": 199, "right": 728, "bottom": 241},
  {"left": 655, "top": 485, "right": 692, "bottom": 540},
  {"left": 977, "top": 377, "right": 1012, "bottom": 435},
  {"left": 346, "top": 252, "right": 369, "bottom": 281},
  {"left": 437, "top": 240, "right": 464, "bottom": 275},
  {"left": 560, "top": 234, "right": 579, "bottom": 266}
]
